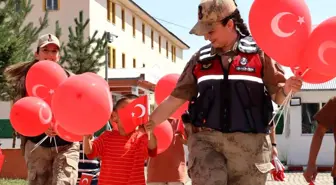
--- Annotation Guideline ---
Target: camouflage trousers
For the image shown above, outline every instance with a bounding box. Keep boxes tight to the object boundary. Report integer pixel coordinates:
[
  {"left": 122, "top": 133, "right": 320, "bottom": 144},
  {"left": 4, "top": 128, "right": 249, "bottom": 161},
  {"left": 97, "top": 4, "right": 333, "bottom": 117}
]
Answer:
[
  {"left": 187, "top": 131, "right": 274, "bottom": 185},
  {"left": 24, "top": 140, "right": 80, "bottom": 185}
]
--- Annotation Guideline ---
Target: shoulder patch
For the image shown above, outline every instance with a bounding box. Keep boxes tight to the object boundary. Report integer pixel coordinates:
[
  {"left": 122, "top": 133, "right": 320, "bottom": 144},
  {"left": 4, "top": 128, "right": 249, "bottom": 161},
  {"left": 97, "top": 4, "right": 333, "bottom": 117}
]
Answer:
[
  {"left": 237, "top": 36, "right": 259, "bottom": 54},
  {"left": 201, "top": 62, "right": 213, "bottom": 70},
  {"left": 198, "top": 44, "right": 216, "bottom": 63}
]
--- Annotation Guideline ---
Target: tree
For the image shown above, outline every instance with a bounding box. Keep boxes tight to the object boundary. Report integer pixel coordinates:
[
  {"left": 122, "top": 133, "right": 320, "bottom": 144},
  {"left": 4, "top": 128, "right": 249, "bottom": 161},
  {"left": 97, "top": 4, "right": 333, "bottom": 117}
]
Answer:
[
  {"left": 0, "top": 0, "right": 49, "bottom": 148},
  {"left": 0, "top": 0, "right": 48, "bottom": 101},
  {"left": 60, "top": 10, "right": 108, "bottom": 74}
]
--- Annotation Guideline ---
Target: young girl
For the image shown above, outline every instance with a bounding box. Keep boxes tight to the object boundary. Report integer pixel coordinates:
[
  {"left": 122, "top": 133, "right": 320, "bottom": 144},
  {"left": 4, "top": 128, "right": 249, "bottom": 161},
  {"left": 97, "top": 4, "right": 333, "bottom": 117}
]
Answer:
[{"left": 83, "top": 95, "right": 157, "bottom": 185}]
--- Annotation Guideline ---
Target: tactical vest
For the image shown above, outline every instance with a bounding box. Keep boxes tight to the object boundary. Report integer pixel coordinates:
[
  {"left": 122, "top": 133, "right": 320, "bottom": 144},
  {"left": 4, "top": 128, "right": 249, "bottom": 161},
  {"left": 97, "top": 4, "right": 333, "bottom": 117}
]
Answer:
[{"left": 189, "top": 36, "right": 273, "bottom": 134}]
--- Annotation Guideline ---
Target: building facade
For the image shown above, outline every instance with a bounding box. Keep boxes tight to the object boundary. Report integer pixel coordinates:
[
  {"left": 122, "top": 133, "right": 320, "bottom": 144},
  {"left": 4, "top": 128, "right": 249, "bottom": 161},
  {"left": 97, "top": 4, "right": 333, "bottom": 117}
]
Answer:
[{"left": 25, "top": 0, "right": 189, "bottom": 74}]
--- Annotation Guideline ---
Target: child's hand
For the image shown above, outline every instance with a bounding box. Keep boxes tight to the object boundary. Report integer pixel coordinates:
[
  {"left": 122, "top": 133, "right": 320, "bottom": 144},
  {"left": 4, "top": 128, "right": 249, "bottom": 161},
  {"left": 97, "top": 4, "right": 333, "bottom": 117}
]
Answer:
[
  {"left": 303, "top": 164, "right": 317, "bottom": 183},
  {"left": 84, "top": 135, "right": 93, "bottom": 140}
]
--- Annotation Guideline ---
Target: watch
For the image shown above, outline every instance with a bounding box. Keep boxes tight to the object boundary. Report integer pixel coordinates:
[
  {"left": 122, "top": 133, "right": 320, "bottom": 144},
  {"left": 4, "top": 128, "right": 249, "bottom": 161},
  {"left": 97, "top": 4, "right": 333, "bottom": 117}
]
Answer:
[{"left": 271, "top": 143, "right": 277, "bottom": 147}]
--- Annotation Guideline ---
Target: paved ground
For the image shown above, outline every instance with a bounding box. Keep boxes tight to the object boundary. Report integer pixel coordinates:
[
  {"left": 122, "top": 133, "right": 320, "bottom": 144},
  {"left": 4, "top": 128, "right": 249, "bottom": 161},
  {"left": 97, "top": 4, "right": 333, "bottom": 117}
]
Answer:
[{"left": 182, "top": 172, "right": 333, "bottom": 185}]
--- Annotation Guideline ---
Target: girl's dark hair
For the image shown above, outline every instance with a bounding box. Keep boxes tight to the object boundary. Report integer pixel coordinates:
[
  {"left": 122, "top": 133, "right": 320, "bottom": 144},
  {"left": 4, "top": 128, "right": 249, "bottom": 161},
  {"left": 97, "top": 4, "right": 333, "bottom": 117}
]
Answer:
[
  {"left": 221, "top": 9, "right": 251, "bottom": 37},
  {"left": 4, "top": 48, "right": 40, "bottom": 101}
]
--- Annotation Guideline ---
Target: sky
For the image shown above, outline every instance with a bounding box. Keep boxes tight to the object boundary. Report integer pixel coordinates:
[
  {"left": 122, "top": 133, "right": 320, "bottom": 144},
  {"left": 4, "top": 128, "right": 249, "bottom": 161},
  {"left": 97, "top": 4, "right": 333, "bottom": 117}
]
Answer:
[{"left": 133, "top": 0, "right": 336, "bottom": 63}]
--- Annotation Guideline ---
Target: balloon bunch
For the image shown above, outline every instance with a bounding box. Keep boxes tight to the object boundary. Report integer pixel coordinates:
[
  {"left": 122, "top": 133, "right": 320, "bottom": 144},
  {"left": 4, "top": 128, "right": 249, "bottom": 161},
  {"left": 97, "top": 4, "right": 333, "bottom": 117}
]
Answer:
[
  {"left": 10, "top": 60, "right": 113, "bottom": 146},
  {"left": 249, "top": 0, "right": 336, "bottom": 84}
]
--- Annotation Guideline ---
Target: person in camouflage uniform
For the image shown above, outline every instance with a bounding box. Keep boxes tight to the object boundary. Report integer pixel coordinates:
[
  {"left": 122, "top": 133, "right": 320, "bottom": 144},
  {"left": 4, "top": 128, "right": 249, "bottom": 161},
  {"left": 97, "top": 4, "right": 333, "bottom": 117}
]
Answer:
[
  {"left": 5, "top": 34, "right": 79, "bottom": 185},
  {"left": 144, "top": 0, "right": 302, "bottom": 184}
]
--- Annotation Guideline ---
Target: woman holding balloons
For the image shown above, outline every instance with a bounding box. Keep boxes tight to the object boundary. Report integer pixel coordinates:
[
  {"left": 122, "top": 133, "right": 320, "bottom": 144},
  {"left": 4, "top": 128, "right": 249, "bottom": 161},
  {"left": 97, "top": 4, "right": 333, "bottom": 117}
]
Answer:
[{"left": 5, "top": 33, "right": 79, "bottom": 185}]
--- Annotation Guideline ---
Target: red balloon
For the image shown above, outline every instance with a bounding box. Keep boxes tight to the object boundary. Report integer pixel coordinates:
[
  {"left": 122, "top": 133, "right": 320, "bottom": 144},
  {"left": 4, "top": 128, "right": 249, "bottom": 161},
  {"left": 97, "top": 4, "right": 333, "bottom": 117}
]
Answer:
[
  {"left": 155, "top": 73, "right": 188, "bottom": 119},
  {"left": 26, "top": 60, "right": 68, "bottom": 106},
  {"left": 54, "top": 122, "right": 82, "bottom": 142},
  {"left": 81, "top": 73, "right": 113, "bottom": 112},
  {"left": 249, "top": 0, "right": 312, "bottom": 67},
  {"left": 155, "top": 73, "right": 180, "bottom": 104},
  {"left": 10, "top": 97, "right": 51, "bottom": 136},
  {"left": 153, "top": 120, "right": 174, "bottom": 154},
  {"left": 301, "top": 17, "right": 336, "bottom": 76},
  {"left": 51, "top": 75, "right": 112, "bottom": 135},
  {"left": 291, "top": 66, "right": 335, "bottom": 84}
]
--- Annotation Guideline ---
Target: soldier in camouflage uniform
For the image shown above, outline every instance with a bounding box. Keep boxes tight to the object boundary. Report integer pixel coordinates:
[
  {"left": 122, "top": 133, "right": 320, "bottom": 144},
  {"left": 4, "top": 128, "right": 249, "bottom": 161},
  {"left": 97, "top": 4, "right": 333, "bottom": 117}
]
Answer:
[
  {"left": 5, "top": 34, "right": 79, "bottom": 185},
  {"left": 145, "top": 0, "right": 303, "bottom": 184}
]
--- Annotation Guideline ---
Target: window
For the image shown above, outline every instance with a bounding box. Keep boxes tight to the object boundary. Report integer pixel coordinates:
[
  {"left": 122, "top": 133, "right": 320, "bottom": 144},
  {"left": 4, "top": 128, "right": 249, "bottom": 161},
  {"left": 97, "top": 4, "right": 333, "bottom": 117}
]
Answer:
[
  {"left": 158, "top": 36, "right": 161, "bottom": 53},
  {"left": 44, "top": 0, "right": 59, "bottom": 11},
  {"left": 133, "top": 58, "right": 136, "bottom": 68},
  {"left": 171, "top": 45, "right": 176, "bottom": 62},
  {"left": 107, "top": 0, "right": 115, "bottom": 23},
  {"left": 151, "top": 29, "right": 154, "bottom": 49},
  {"left": 142, "top": 23, "right": 145, "bottom": 43},
  {"left": 112, "top": 2, "right": 116, "bottom": 24},
  {"left": 132, "top": 16, "right": 136, "bottom": 37},
  {"left": 302, "top": 103, "right": 333, "bottom": 134},
  {"left": 108, "top": 46, "right": 116, "bottom": 68},
  {"left": 122, "top": 53, "right": 126, "bottom": 68},
  {"left": 166, "top": 41, "right": 169, "bottom": 58},
  {"left": 121, "top": 8, "right": 125, "bottom": 30}
]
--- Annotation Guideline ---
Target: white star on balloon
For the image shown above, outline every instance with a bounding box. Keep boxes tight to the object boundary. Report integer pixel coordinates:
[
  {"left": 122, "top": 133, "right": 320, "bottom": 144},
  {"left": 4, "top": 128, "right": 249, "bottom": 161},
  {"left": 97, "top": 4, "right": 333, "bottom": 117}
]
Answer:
[
  {"left": 49, "top": 89, "right": 55, "bottom": 95},
  {"left": 297, "top": 16, "right": 305, "bottom": 25}
]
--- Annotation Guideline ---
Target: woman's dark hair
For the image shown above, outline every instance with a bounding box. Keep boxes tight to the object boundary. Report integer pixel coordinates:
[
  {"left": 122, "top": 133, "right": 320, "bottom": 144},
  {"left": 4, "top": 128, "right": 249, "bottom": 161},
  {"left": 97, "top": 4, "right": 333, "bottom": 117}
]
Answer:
[
  {"left": 221, "top": 9, "right": 251, "bottom": 37},
  {"left": 4, "top": 48, "right": 40, "bottom": 101}
]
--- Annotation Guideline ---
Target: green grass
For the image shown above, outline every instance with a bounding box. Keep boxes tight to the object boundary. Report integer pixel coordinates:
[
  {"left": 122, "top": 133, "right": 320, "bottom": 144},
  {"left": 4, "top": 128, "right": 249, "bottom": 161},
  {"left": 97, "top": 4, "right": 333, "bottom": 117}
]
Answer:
[{"left": 0, "top": 178, "right": 27, "bottom": 185}]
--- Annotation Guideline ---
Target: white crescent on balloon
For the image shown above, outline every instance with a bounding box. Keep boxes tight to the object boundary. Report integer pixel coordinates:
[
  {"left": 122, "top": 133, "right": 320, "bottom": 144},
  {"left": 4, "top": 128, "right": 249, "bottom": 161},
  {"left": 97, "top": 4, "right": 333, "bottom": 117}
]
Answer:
[
  {"left": 134, "top": 104, "right": 146, "bottom": 118},
  {"left": 38, "top": 103, "right": 52, "bottom": 124},
  {"left": 32, "top": 84, "right": 48, "bottom": 98},
  {"left": 318, "top": 41, "right": 336, "bottom": 65},
  {"left": 271, "top": 12, "right": 297, "bottom": 38}
]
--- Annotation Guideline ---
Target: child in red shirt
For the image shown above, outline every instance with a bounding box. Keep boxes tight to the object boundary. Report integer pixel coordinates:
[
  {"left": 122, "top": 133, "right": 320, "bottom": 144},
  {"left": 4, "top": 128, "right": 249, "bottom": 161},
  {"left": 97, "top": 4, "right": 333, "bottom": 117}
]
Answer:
[{"left": 83, "top": 95, "right": 157, "bottom": 185}]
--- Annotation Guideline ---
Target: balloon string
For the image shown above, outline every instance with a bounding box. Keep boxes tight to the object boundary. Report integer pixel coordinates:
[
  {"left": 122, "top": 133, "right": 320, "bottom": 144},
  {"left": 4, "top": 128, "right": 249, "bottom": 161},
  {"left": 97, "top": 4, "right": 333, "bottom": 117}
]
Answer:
[
  {"left": 268, "top": 90, "right": 293, "bottom": 126},
  {"left": 300, "top": 68, "right": 310, "bottom": 78},
  {"left": 53, "top": 136, "right": 58, "bottom": 153},
  {"left": 30, "top": 135, "right": 49, "bottom": 153}
]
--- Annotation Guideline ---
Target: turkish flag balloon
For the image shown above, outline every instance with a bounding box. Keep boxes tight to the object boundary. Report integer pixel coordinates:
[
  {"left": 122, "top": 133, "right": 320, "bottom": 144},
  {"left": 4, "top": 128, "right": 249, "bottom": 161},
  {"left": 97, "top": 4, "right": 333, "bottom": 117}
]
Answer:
[
  {"left": 249, "top": 0, "right": 312, "bottom": 67},
  {"left": 301, "top": 17, "right": 336, "bottom": 76},
  {"left": 155, "top": 74, "right": 188, "bottom": 119},
  {"left": 291, "top": 66, "right": 335, "bottom": 84},
  {"left": 26, "top": 60, "right": 68, "bottom": 106},
  {"left": 54, "top": 122, "right": 83, "bottom": 142},
  {"left": 51, "top": 74, "right": 112, "bottom": 135},
  {"left": 153, "top": 120, "right": 174, "bottom": 154},
  {"left": 10, "top": 97, "right": 51, "bottom": 136}
]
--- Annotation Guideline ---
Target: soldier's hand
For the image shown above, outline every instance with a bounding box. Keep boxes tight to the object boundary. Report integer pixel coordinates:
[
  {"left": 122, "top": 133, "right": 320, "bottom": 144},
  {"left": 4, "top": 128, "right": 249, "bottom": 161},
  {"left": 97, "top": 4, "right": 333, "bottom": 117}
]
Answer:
[
  {"left": 303, "top": 164, "right": 317, "bottom": 183},
  {"left": 284, "top": 76, "right": 302, "bottom": 95},
  {"left": 45, "top": 127, "right": 57, "bottom": 137},
  {"left": 271, "top": 146, "right": 278, "bottom": 158}
]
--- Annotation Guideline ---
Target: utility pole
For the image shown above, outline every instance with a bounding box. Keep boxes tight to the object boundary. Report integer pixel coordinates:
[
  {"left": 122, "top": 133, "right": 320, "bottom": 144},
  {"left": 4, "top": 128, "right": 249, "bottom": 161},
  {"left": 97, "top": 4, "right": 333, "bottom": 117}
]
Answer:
[{"left": 105, "top": 31, "right": 118, "bottom": 131}]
